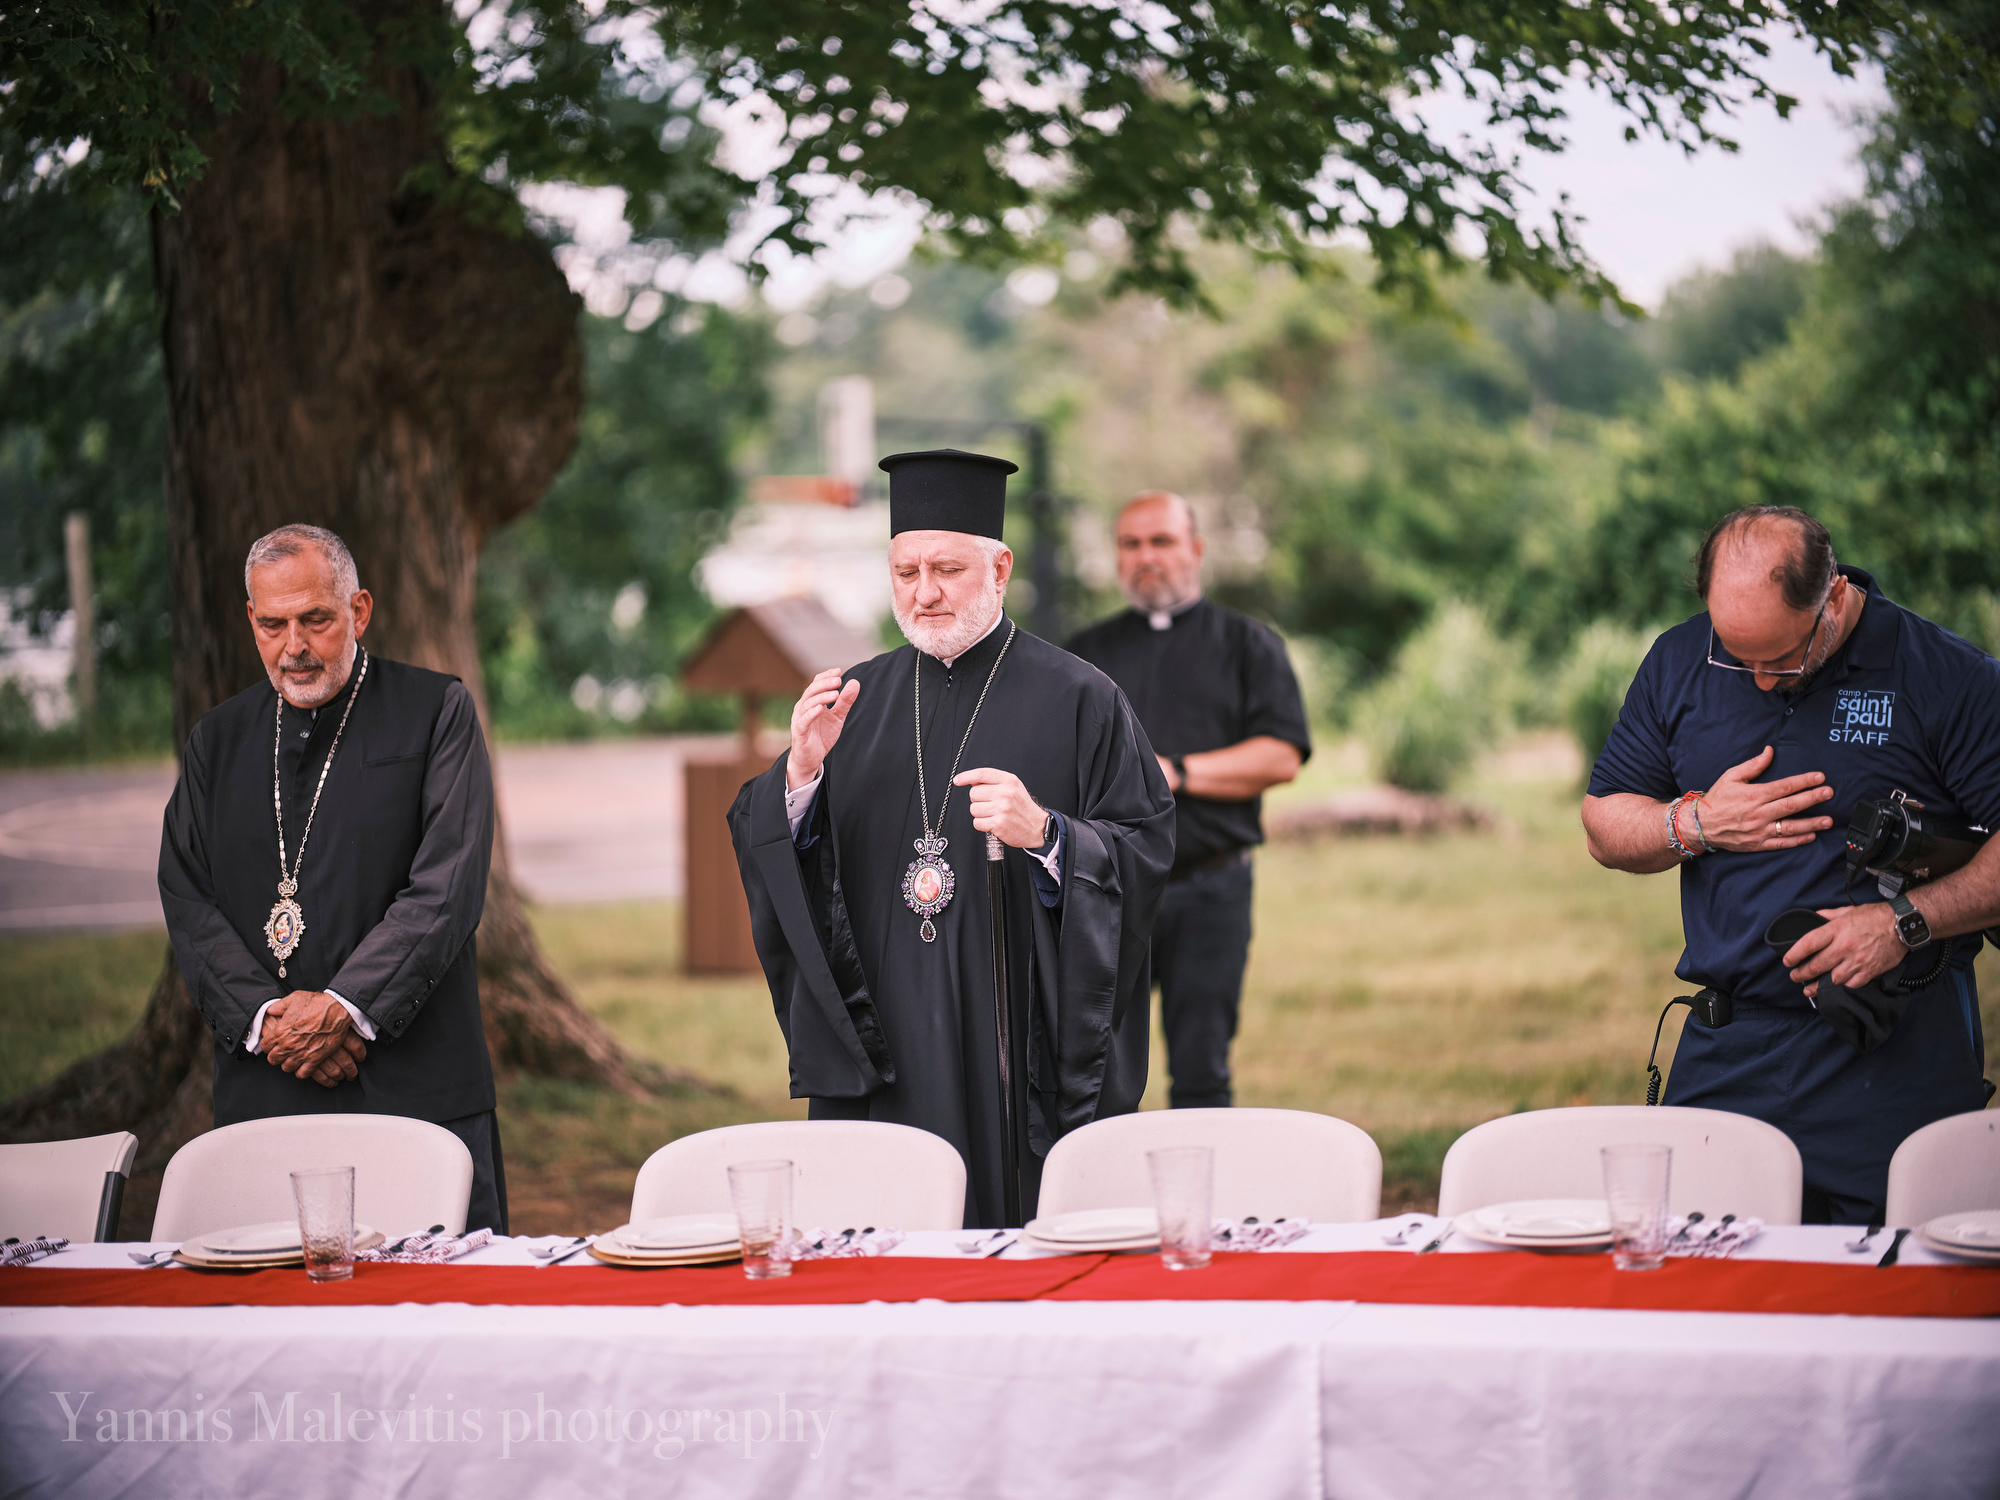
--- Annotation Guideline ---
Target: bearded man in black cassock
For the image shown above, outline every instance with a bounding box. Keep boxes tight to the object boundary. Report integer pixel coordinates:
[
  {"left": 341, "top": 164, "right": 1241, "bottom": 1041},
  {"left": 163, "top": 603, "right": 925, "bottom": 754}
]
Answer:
[
  {"left": 730, "top": 450, "right": 1176, "bottom": 1228},
  {"left": 158, "top": 524, "right": 506, "bottom": 1231}
]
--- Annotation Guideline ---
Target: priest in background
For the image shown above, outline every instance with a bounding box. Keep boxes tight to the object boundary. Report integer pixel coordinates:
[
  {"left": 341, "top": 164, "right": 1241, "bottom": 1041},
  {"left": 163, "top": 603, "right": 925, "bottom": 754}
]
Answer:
[
  {"left": 158, "top": 524, "right": 506, "bottom": 1231},
  {"left": 730, "top": 451, "right": 1176, "bottom": 1227}
]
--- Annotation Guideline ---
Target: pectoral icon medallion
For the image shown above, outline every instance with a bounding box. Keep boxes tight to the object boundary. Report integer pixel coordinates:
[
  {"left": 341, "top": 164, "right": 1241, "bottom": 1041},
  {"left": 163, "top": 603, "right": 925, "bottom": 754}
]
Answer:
[{"left": 901, "top": 835, "right": 955, "bottom": 943}]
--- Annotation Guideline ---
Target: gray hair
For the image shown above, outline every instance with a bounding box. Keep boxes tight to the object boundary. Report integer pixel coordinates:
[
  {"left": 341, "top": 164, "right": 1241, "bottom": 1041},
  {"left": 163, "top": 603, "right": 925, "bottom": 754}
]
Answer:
[{"left": 244, "top": 524, "right": 361, "bottom": 601}]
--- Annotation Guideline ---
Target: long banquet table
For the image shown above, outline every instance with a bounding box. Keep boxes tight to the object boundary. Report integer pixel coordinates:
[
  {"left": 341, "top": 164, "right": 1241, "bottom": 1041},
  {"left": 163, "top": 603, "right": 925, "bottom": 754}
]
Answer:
[{"left": 3, "top": 1221, "right": 1996, "bottom": 1500}]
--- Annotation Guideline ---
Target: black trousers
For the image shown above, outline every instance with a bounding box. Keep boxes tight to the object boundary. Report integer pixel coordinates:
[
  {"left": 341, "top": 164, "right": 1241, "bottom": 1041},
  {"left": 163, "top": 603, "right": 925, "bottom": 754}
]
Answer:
[
  {"left": 1663, "top": 968, "right": 1986, "bottom": 1225},
  {"left": 1150, "top": 855, "right": 1255, "bottom": 1109},
  {"left": 437, "top": 1110, "right": 509, "bottom": 1235}
]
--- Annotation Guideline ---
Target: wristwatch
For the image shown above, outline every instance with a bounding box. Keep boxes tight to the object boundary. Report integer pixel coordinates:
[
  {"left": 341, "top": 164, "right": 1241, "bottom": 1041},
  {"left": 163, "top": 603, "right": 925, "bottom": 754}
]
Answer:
[
  {"left": 1038, "top": 808, "right": 1058, "bottom": 851},
  {"left": 1890, "top": 892, "right": 1932, "bottom": 948},
  {"left": 1169, "top": 755, "right": 1187, "bottom": 791}
]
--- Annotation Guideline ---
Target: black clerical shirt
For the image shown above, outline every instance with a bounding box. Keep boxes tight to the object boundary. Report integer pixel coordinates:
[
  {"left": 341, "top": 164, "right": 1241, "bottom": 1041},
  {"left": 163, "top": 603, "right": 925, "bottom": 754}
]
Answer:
[
  {"left": 160, "top": 653, "right": 497, "bottom": 1126},
  {"left": 1066, "top": 598, "right": 1312, "bottom": 871}
]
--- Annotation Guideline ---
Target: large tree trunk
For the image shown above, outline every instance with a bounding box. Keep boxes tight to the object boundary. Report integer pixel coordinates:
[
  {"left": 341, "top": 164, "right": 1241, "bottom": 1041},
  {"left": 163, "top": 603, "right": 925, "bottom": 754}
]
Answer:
[{"left": 0, "top": 6, "right": 683, "bottom": 1206}]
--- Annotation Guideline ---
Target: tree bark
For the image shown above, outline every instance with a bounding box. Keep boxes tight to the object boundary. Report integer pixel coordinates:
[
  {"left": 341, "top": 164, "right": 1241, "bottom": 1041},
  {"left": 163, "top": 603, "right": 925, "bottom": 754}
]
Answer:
[{"left": 0, "top": 5, "right": 683, "bottom": 1194}]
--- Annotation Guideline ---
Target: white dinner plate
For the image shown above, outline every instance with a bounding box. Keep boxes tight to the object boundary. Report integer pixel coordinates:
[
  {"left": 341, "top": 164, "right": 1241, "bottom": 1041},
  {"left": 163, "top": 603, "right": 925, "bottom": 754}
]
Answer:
[
  {"left": 616, "top": 1215, "right": 743, "bottom": 1252},
  {"left": 1920, "top": 1210, "right": 2000, "bottom": 1253},
  {"left": 1023, "top": 1231, "right": 1160, "bottom": 1255},
  {"left": 1916, "top": 1228, "right": 2000, "bottom": 1264},
  {"left": 1455, "top": 1199, "right": 1614, "bottom": 1249},
  {"left": 1024, "top": 1208, "right": 1160, "bottom": 1245},
  {"left": 197, "top": 1220, "right": 379, "bottom": 1255}
]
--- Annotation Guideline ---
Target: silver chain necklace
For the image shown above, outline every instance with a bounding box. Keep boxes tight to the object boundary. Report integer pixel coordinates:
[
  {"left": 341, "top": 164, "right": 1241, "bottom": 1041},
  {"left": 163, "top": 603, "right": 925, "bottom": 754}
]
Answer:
[
  {"left": 901, "top": 621, "right": 1015, "bottom": 943},
  {"left": 264, "top": 647, "right": 369, "bottom": 978}
]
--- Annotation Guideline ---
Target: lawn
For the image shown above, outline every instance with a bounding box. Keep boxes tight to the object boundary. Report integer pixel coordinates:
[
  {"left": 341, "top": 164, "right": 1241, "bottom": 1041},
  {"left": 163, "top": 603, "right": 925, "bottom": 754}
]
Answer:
[{"left": 4, "top": 745, "right": 1994, "bottom": 1233}]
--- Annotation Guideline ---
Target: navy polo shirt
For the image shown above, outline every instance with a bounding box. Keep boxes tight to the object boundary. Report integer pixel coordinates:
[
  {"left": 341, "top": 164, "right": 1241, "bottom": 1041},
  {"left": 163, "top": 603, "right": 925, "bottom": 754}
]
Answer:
[{"left": 1589, "top": 566, "right": 2000, "bottom": 1010}]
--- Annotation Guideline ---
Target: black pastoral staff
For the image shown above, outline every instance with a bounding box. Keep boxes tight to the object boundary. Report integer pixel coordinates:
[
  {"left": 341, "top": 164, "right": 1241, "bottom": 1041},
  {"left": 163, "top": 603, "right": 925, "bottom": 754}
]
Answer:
[
  {"left": 158, "top": 525, "right": 506, "bottom": 1231},
  {"left": 729, "top": 450, "right": 1176, "bottom": 1228},
  {"left": 1068, "top": 492, "right": 1311, "bottom": 1109}
]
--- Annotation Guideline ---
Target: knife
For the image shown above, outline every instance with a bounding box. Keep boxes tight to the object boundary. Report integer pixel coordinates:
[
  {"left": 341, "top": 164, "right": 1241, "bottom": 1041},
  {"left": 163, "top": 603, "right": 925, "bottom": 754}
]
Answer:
[{"left": 1876, "top": 1228, "right": 1911, "bottom": 1268}]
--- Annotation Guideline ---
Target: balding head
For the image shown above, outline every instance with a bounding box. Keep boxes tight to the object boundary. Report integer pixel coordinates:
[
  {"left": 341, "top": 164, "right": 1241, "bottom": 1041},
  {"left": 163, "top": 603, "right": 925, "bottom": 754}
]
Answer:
[
  {"left": 1699, "top": 507, "right": 1848, "bottom": 690},
  {"left": 1115, "top": 491, "right": 1203, "bottom": 614}
]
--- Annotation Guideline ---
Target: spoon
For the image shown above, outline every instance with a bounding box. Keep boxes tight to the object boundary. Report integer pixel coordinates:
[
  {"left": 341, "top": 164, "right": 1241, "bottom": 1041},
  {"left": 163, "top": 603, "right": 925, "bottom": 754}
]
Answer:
[
  {"left": 1845, "top": 1220, "right": 1884, "bottom": 1254},
  {"left": 1380, "top": 1217, "right": 1428, "bottom": 1246},
  {"left": 384, "top": 1224, "right": 447, "bottom": 1255},
  {"left": 1669, "top": 1211, "right": 1705, "bottom": 1246}
]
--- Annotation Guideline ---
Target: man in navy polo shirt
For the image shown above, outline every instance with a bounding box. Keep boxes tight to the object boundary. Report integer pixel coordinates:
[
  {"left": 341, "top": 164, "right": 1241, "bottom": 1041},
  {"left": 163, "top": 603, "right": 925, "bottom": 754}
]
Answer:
[{"left": 1584, "top": 506, "right": 2000, "bottom": 1224}]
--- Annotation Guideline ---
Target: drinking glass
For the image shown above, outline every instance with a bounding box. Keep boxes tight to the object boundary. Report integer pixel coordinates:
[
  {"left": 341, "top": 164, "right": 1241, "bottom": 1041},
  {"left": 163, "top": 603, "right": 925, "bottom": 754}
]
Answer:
[
  {"left": 1148, "top": 1145, "right": 1214, "bottom": 1271},
  {"left": 728, "top": 1159, "right": 794, "bottom": 1279},
  {"left": 290, "top": 1166, "right": 356, "bottom": 1283},
  {"left": 1601, "top": 1144, "right": 1672, "bottom": 1271}
]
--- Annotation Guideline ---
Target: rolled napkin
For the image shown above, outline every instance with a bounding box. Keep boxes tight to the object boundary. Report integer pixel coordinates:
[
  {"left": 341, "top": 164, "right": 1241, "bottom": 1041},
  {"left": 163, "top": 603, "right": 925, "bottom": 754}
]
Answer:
[
  {"left": 0, "top": 1236, "right": 70, "bottom": 1267},
  {"left": 1663, "top": 1215, "right": 1763, "bottom": 1258},
  {"left": 356, "top": 1228, "right": 493, "bottom": 1264},
  {"left": 1212, "top": 1217, "right": 1311, "bottom": 1252},
  {"left": 791, "top": 1227, "right": 905, "bottom": 1259}
]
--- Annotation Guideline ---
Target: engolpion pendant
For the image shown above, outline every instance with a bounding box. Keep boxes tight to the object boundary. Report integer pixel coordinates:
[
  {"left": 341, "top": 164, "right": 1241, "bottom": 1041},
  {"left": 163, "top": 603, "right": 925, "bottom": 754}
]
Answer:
[
  {"left": 265, "top": 895, "right": 305, "bottom": 979},
  {"left": 901, "top": 836, "right": 956, "bottom": 944}
]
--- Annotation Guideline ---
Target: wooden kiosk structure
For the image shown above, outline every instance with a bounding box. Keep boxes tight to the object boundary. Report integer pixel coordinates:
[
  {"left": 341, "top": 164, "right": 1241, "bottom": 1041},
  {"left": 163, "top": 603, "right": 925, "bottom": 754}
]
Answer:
[{"left": 678, "top": 598, "right": 877, "bottom": 973}]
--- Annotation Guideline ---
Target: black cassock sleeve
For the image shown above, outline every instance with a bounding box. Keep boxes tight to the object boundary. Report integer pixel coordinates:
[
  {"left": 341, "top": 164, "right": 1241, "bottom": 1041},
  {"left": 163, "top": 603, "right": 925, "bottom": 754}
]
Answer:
[
  {"left": 1026, "top": 689, "right": 1175, "bottom": 1148},
  {"left": 728, "top": 758, "right": 896, "bottom": 1099},
  {"left": 326, "top": 682, "right": 494, "bottom": 1036},
  {"left": 158, "top": 723, "right": 276, "bottom": 1051}
]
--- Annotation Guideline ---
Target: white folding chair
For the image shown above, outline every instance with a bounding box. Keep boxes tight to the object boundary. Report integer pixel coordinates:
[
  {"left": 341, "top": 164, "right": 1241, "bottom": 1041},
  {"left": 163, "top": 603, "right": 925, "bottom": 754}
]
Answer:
[
  {"left": 1437, "top": 1106, "right": 1803, "bottom": 1224},
  {"left": 630, "top": 1120, "right": 967, "bottom": 1230},
  {"left": 0, "top": 1132, "right": 140, "bottom": 1242},
  {"left": 1036, "top": 1108, "right": 1383, "bottom": 1222},
  {"left": 1885, "top": 1110, "right": 2000, "bottom": 1226},
  {"left": 151, "top": 1116, "right": 474, "bottom": 1241}
]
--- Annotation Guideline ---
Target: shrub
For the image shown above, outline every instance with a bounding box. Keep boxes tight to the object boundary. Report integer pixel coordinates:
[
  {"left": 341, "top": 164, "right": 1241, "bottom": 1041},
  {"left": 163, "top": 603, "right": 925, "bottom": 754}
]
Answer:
[
  {"left": 1357, "top": 601, "right": 1520, "bottom": 792},
  {"left": 1558, "top": 620, "right": 1657, "bottom": 784}
]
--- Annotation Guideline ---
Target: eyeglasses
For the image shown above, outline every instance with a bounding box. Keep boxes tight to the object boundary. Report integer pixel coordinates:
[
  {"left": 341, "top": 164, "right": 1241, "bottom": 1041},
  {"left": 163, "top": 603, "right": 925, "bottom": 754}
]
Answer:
[{"left": 1706, "top": 592, "right": 1831, "bottom": 678}]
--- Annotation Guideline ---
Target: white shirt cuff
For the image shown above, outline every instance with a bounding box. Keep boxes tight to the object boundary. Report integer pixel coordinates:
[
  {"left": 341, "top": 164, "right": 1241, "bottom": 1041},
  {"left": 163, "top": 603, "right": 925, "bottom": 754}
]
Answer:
[
  {"left": 244, "top": 990, "right": 376, "bottom": 1053},
  {"left": 1027, "top": 834, "right": 1062, "bottom": 882},
  {"left": 785, "top": 770, "right": 823, "bottom": 836}
]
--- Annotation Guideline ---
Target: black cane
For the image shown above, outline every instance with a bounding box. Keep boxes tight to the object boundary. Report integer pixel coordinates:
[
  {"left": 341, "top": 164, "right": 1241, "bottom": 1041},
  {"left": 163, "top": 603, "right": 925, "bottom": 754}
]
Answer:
[{"left": 986, "top": 831, "right": 1023, "bottom": 1227}]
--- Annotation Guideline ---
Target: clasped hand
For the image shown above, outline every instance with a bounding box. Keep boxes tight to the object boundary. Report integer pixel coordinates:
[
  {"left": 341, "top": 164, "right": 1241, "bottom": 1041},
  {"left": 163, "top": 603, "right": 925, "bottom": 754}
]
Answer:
[{"left": 261, "top": 991, "right": 365, "bottom": 1088}]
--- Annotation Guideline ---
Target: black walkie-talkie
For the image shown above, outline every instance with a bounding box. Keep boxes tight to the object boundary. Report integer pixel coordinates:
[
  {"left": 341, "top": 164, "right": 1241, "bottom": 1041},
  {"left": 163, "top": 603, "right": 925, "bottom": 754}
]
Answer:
[{"left": 1645, "top": 988, "right": 1732, "bottom": 1105}]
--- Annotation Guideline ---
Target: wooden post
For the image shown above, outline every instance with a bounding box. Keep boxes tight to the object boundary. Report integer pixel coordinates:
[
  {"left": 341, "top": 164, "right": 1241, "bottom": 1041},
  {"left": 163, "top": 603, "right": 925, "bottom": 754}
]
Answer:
[
  {"left": 63, "top": 512, "right": 95, "bottom": 736},
  {"left": 740, "top": 691, "right": 763, "bottom": 758}
]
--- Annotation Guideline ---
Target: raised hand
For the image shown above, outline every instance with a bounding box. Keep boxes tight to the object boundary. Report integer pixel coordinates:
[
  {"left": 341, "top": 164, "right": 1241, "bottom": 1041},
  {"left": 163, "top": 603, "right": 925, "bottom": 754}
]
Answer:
[
  {"left": 788, "top": 668, "right": 860, "bottom": 791},
  {"left": 953, "top": 768, "right": 1049, "bottom": 849},
  {"left": 1699, "top": 746, "right": 1836, "bottom": 852}
]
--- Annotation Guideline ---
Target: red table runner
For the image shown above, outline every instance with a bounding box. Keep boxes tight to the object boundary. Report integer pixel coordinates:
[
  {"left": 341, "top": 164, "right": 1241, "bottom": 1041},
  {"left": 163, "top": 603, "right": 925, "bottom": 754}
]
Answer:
[{"left": 3, "top": 1251, "right": 1994, "bottom": 1318}]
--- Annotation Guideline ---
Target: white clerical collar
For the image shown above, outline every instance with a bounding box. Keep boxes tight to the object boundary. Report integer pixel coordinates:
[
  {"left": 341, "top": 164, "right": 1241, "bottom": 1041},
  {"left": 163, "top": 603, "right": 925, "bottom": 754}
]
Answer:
[
  {"left": 940, "top": 612, "right": 1005, "bottom": 668},
  {"left": 1145, "top": 594, "right": 1203, "bottom": 631}
]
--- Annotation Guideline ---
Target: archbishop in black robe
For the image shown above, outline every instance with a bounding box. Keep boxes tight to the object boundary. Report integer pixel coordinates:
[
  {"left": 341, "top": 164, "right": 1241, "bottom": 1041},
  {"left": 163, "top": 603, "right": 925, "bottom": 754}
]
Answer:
[
  {"left": 730, "top": 448, "right": 1175, "bottom": 1229},
  {"left": 158, "top": 649, "right": 505, "bottom": 1230}
]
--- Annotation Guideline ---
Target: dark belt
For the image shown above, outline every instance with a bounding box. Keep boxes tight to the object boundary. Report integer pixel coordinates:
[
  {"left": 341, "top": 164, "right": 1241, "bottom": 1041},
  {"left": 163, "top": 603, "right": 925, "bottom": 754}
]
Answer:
[{"left": 1168, "top": 847, "right": 1251, "bottom": 884}]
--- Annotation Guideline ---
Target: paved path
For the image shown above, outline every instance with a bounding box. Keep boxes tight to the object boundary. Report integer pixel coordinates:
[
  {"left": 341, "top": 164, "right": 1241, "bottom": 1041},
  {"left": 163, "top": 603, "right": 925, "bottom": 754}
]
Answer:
[{"left": 0, "top": 735, "right": 772, "bottom": 932}]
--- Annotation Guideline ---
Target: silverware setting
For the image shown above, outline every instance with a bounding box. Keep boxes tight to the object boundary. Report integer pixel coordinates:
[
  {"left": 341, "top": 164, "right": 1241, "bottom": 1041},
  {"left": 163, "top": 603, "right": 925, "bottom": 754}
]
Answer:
[
  {"left": 1845, "top": 1221, "right": 1884, "bottom": 1254},
  {"left": 126, "top": 1248, "right": 176, "bottom": 1268},
  {"left": 1379, "top": 1217, "right": 1429, "bottom": 1247},
  {"left": 1416, "top": 1227, "right": 1455, "bottom": 1255},
  {"left": 956, "top": 1229, "right": 1008, "bottom": 1256},
  {"left": 529, "top": 1235, "right": 592, "bottom": 1266},
  {"left": 1876, "top": 1228, "right": 1910, "bottom": 1268},
  {"left": 383, "top": 1224, "right": 447, "bottom": 1256},
  {"left": 979, "top": 1233, "right": 1019, "bottom": 1259}
]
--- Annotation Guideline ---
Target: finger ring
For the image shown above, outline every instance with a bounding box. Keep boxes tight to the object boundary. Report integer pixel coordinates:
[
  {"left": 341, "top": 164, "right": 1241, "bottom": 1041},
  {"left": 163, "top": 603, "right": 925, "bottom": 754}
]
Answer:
[{"left": 1772, "top": 820, "right": 1783, "bottom": 834}]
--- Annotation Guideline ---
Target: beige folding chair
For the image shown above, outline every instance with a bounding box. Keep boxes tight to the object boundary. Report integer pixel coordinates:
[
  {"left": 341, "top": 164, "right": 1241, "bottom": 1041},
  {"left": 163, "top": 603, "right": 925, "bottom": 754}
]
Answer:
[
  {"left": 630, "top": 1120, "right": 967, "bottom": 1230},
  {"left": 151, "top": 1115, "right": 474, "bottom": 1241},
  {"left": 1036, "top": 1108, "right": 1383, "bottom": 1222},
  {"left": 0, "top": 1132, "right": 140, "bottom": 1242},
  {"left": 1885, "top": 1110, "right": 2000, "bottom": 1226},
  {"left": 1437, "top": 1105, "right": 1803, "bottom": 1224}
]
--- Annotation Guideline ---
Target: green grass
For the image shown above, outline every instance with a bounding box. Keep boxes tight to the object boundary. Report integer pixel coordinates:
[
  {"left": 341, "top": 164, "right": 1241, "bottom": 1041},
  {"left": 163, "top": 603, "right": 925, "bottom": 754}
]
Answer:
[{"left": 3, "top": 747, "right": 1994, "bottom": 1229}]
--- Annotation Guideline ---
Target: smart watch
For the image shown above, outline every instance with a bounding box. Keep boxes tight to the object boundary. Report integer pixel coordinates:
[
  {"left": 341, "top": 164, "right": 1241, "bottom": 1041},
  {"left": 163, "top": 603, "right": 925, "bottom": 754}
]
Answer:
[
  {"left": 1890, "top": 891, "right": 1933, "bottom": 949},
  {"left": 1039, "top": 809, "right": 1058, "bottom": 851}
]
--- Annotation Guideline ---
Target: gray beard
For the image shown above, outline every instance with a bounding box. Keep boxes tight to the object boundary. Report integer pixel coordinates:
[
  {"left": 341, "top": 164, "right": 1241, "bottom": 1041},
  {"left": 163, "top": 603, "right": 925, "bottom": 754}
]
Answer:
[
  {"left": 266, "top": 645, "right": 353, "bottom": 709},
  {"left": 1122, "top": 576, "right": 1199, "bottom": 615},
  {"left": 895, "top": 589, "right": 1003, "bottom": 660}
]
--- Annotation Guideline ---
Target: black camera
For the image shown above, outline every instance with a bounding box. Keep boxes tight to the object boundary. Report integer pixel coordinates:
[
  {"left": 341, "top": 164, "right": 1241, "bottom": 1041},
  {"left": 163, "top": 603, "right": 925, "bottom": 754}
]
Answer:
[
  {"left": 1645, "top": 987, "right": 1731, "bottom": 1105},
  {"left": 1845, "top": 791, "right": 1989, "bottom": 899}
]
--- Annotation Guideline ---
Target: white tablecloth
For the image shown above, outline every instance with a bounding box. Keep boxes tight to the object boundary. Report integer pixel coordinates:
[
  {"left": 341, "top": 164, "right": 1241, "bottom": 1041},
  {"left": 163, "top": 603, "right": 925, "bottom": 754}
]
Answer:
[{"left": 3, "top": 1225, "right": 1995, "bottom": 1499}]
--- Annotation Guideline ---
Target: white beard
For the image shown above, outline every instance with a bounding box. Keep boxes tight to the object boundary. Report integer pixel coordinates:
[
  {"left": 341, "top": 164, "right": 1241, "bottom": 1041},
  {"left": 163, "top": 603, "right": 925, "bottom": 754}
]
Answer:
[{"left": 895, "top": 585, "right": 1004, "bottom": 660}]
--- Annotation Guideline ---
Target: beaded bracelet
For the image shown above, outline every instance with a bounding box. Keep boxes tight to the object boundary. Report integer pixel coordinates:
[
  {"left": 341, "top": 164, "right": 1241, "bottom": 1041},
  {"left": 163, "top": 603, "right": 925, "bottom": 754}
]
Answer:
[
  {"left": 1687, "top": 794, "right": 1716, "bottom": 855},
  {"left": 1664, "top": 794, "right": 1695, "bottom": 858}
]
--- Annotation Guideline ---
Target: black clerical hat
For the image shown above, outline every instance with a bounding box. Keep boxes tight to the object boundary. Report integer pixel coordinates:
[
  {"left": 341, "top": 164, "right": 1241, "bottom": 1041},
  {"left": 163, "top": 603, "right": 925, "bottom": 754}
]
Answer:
[{"left": 880, "top": 449, "right": 1017, "bottom": 539}]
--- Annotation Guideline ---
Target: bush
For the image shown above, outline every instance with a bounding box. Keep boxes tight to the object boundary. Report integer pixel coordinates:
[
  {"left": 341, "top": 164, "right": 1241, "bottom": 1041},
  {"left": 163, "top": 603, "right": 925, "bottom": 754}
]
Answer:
[
  {"left": 1558, "top": 620, "right": 1657, "bottom": 785},
  {"left": 1356, "top": 601, "right": 1519, "bottom": 792}
]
